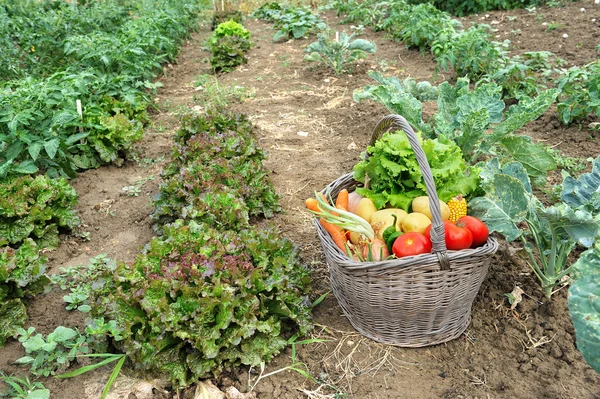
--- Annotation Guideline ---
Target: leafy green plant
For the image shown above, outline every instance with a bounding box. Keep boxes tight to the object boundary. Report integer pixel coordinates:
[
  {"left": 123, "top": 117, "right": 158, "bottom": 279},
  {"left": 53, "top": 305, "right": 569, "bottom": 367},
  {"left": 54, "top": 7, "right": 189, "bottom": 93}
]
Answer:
[
  {"left": 251, "top": 2, "right": 285, "bottom": 21},
  {"left": 152, "top": 112, "right": 281, "bottom": 230},
  {"left": 211, "top": 10, "right": 243, "bottom": 30},
  {"left": 271, "top": 7, "right": 327, "bottom": 41},
  {"left": 0, "top": 239, "right": 49, "bottom": 347},
  {"left": 304, "top": 31, "right": 376, "bottom": 74},
  {"left": 556, "top": 61, "right": 600, "bottom": 125},
  {"left": 89, "top": 220, "right": 313, "bottom": 387},
  {"left": 435, "top": 25, "right": 509, "bottom": 80},
  {"left": 568, "top": 243, "right": 600, "bottom": 373},
  {"left": 0, "top": 175, "right": 79, "bottom": 248},
  {"left": 209, "top": 20, "right": 252, "bottom": 72},
  {"left": 354, "top": 74, "right": 559, "bottom": 186},
  {"left": 470, "top": 158, "right": 600, "bottom": 298},
  {"left": 388, "top": 3, "right": 462, "bottom": 52},
  {"left": 52, "top": 254, "right": 117, "bottom": 313},
  {"left": 0, "top": 372, "right": 49, "bottom": 399},
  {"left": 405, "top": 0, "right": 553, "bottom": 17},
  {"left": 353, "top": 131, "right": 481, "bottom": 211},
  {"left": 15, "top": 326, "right": 90, "bottom": 377}
]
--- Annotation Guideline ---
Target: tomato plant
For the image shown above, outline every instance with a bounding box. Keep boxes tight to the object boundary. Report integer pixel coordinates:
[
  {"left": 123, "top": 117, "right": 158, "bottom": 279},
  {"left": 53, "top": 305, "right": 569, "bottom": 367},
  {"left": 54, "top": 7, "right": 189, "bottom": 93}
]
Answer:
[
  {"left": 457, "top": 216, "right": 489, "bottom": 248},
  {"left": 392, "top": 232, "right": 432, "bottom": 258}
]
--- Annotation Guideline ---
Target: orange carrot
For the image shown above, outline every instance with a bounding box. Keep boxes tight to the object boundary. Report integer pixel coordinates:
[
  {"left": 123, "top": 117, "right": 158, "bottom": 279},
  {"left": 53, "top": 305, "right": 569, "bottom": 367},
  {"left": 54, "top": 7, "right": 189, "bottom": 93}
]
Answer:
[
  {"left": 335, "top": 189, "right": 349, "bottom": 211},
  {"left": 306, "top": 197, "right": 347, "bottom": 251},
  {"left": 305, "top": 198, "right": 320, "bottom": 212},
  {"left": 319, "top": 219, "right": 348, "bottom": 252}
]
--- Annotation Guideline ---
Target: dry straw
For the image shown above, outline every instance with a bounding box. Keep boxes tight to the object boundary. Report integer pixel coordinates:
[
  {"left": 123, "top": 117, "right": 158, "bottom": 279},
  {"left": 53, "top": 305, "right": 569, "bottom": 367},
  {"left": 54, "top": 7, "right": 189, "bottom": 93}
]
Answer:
[{"left": 314, "top": 114, "right": 498, "bottom": 347}]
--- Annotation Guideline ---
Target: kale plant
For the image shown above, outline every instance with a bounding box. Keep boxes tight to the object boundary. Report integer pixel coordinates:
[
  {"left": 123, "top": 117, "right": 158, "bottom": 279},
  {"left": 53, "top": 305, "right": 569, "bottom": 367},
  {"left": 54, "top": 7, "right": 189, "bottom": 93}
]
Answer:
[
  {"left": 90, "top": 220, "right": 312, "bottom": 387},
  {"left": 304, "top": 32, "right": 376, "bottom": 75},
  {"left": 0, "top": 174, "right": 79, "bottom": 248},
  {"left": 470, "top": 158, "right": 600, "bottom": 298},
  {"left": 251, "top": 2, "right": 285, "bottom": 22},
  {"left": 354, "top": 74, "right": 558, "bottom": 186},
  {"left": 209, "top": 21, "right": 252, "bottom": 72}
]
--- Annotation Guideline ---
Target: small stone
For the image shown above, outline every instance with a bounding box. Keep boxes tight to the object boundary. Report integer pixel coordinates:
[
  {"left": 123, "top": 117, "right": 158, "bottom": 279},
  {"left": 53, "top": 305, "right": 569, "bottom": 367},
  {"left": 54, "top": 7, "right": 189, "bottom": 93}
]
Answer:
[
  {"left": 580, "top": 7, "right": 586, "bottom": 12},
  {"left": 563, "top": 33, "right": 569, "bottom": 39},
  {"left": 297, "top": 131, "right": 309, "bottom": 137},
  {"left": 324, "top": 78, "right": 330, "bottom": 83}
]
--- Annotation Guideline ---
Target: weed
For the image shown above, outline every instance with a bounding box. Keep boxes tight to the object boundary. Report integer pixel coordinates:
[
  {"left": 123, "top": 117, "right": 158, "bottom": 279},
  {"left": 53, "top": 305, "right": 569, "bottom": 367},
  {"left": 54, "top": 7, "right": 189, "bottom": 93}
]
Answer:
[
  {"left": 0, "top": 372, "right": 49, "bottom": 399},
  {"left": 122, "top": 175, "right": 155, "bottom": 197},
  {"left": 193, "top": 74, "right": 254, "bottom": 110},
  {"left": 546, "top": 21, "right": 565, "bottom": 31}
]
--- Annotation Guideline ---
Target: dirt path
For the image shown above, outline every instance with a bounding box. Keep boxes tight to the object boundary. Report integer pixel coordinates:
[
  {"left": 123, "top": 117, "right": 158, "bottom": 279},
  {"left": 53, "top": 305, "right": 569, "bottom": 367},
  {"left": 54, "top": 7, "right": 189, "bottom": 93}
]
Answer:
[{"left": 2, "top": 3, "right": 600, "bottom": 398}]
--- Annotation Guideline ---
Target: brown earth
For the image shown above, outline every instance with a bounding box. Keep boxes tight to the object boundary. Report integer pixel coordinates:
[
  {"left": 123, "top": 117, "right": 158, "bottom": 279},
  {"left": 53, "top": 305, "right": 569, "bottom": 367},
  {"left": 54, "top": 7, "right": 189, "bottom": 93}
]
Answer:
[{"left": 1, "top": 1, "right": 600, "bottom": 398}]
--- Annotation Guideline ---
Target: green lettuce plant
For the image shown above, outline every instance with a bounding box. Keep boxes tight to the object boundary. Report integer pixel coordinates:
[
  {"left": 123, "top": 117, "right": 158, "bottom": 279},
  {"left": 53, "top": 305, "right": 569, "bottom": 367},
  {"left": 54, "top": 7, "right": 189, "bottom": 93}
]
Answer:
[
  {"left": 0, "top": 174, "right": 79, "bottom": 248},
  {"left": 90, "top": 220, "right": 312, "bottom": 387},
  {"left": 209, "top": 20, "right": 252, "bottom": 72},
  {"left": 470, "top": 158, "right": 600, "bottom": 298},
  {"left": 353, "top": 131, "right": 480, "bottom": 211},
  {"left": 304, "top": 32, "right": 376, "bottom": 75},
  {"left": 0, "top": 239, "right": 49, "bottom": 347}
]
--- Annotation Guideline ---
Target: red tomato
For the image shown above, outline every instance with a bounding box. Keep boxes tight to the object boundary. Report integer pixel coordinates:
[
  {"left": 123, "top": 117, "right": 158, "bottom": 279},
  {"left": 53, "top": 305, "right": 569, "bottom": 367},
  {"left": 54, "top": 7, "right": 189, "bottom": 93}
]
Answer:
[
  {"left": 392, "top": 232, "right": 432, "bottom": 258},
  {"left": 424, "top": 221, "right": 473, "bottom": 250},
  {"left": 457, "top": 216, "right": 489, "bottom": 248}
]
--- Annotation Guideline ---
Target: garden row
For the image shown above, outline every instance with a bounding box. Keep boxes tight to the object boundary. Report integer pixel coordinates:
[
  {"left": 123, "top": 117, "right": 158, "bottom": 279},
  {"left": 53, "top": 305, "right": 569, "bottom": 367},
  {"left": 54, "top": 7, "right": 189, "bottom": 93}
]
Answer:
[
  {"left": 248, "top": 1, "right": 600, "bottom": 373},
  {"left": 3, "top": 109, "right": 315, "bottom": 395},
  {"left": 1, "top": 8, "right": 321, "bottom": 396},
  {"left": 1, "top": 0, "right": 208, "bottom": 359}
]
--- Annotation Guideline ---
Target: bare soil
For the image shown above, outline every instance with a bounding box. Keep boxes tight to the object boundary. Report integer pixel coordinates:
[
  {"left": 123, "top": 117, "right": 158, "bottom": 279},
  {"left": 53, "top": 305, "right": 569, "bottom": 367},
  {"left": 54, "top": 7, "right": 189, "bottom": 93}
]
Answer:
[{"left": 1, "top": 1, "right": 600, "bottom": 398}]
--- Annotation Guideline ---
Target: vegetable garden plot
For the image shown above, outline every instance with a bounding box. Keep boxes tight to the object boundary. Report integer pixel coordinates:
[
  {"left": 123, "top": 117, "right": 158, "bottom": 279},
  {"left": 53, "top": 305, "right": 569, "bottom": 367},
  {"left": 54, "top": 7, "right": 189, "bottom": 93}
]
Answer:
[{"left": 2, "top": 1, "right": 600, "bottom": 398}]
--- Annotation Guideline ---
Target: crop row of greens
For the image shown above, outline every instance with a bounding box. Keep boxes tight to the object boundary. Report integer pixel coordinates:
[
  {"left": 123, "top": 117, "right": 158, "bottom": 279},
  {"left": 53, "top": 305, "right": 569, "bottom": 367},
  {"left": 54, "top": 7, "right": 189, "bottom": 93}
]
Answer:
[
  {"left": 0, "top": 0, "right": 210, "bottom": 351},
  {"left": 326, "top": 0, "right": 600, "bottom": 127},
  {"left": 7, "top": 111, "right": 313, "bottom": 389}
]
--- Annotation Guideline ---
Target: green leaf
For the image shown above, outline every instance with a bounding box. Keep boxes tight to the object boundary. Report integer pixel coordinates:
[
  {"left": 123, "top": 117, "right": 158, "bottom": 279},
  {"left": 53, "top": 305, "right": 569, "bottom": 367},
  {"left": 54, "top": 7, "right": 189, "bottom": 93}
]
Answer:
[
  {"left": 13, "top": 160, "right": 39, "bottom": 175},
  {"left": 0, "top": 299, "right": 27, "bottom": 347},
  {"left": 47, "top": 326, "right": 78, "bottom": 343},
  {"left": 568, "top": 244, "right": 600, "bottom": 373},
  {"left": 26, "top": 389, "right": 50, "bottom": 399},
  {"left": 488, "top": 89, "right": 558, "bottom": 145},
  {"left": 562, "top": 155, "right": 600, "bottom": 211},
  {"left": 44, "top": 139, "right": 60, "bottom": 160},
  {"left": 65, "top": 132, "right": 90, "bottom": 146},
  {"left": 538, "top": 204, "right": 599, "bottom": 248},
  {"left": 28, "top": 142, "right": 44, "bottom": 161},
  {"left": 499, "top": 135, "right": 556, "bottom": 187},
  {"left": 469, "top": 174, "right": 530, "bottom": 241}
]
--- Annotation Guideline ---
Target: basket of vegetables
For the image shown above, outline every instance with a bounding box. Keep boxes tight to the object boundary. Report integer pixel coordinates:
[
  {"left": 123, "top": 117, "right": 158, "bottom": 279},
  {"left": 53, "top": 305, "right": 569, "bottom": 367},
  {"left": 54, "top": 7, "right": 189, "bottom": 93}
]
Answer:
[{"left": 307, "top": 114, "right": 498, "bottom": 347}]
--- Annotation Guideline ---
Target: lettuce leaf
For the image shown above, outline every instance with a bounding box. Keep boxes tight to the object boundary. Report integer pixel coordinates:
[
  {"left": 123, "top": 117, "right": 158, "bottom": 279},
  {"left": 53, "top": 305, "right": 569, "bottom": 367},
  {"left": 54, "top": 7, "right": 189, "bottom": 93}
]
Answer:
[{"left": 353, "top": 131, "right": 480, "bottom": 211}]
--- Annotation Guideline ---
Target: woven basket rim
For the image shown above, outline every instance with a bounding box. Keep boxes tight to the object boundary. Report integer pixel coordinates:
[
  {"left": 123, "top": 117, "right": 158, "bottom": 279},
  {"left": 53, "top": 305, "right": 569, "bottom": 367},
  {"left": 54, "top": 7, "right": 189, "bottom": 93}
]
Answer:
[{"left": 317, "top": 172, "right": 499, "bottom": 272}]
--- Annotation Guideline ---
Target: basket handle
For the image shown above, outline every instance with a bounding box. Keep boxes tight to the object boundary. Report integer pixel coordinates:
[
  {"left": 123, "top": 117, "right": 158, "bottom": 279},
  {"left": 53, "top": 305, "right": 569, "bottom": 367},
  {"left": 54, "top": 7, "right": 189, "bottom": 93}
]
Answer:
[{"left": 369, "top": 114, "right": 450, "bottom": 271}]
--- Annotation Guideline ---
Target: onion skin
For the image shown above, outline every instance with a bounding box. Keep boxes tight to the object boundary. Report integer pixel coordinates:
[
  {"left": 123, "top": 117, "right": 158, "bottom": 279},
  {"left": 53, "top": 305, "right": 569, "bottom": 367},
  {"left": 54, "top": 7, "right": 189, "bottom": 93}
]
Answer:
[
  {"left": 347, "top": 192, "right": 363, "bottom": 214},
  {"left": 361, "top": 238, "right": 390, "bottom": 261}
]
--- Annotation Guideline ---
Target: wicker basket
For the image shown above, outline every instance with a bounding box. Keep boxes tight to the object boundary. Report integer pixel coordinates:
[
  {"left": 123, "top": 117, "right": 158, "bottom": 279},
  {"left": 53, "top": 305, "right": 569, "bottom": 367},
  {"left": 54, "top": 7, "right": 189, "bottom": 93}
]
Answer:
[{"left": 315, "top": 114, "right": 498, "bottom": 347}]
